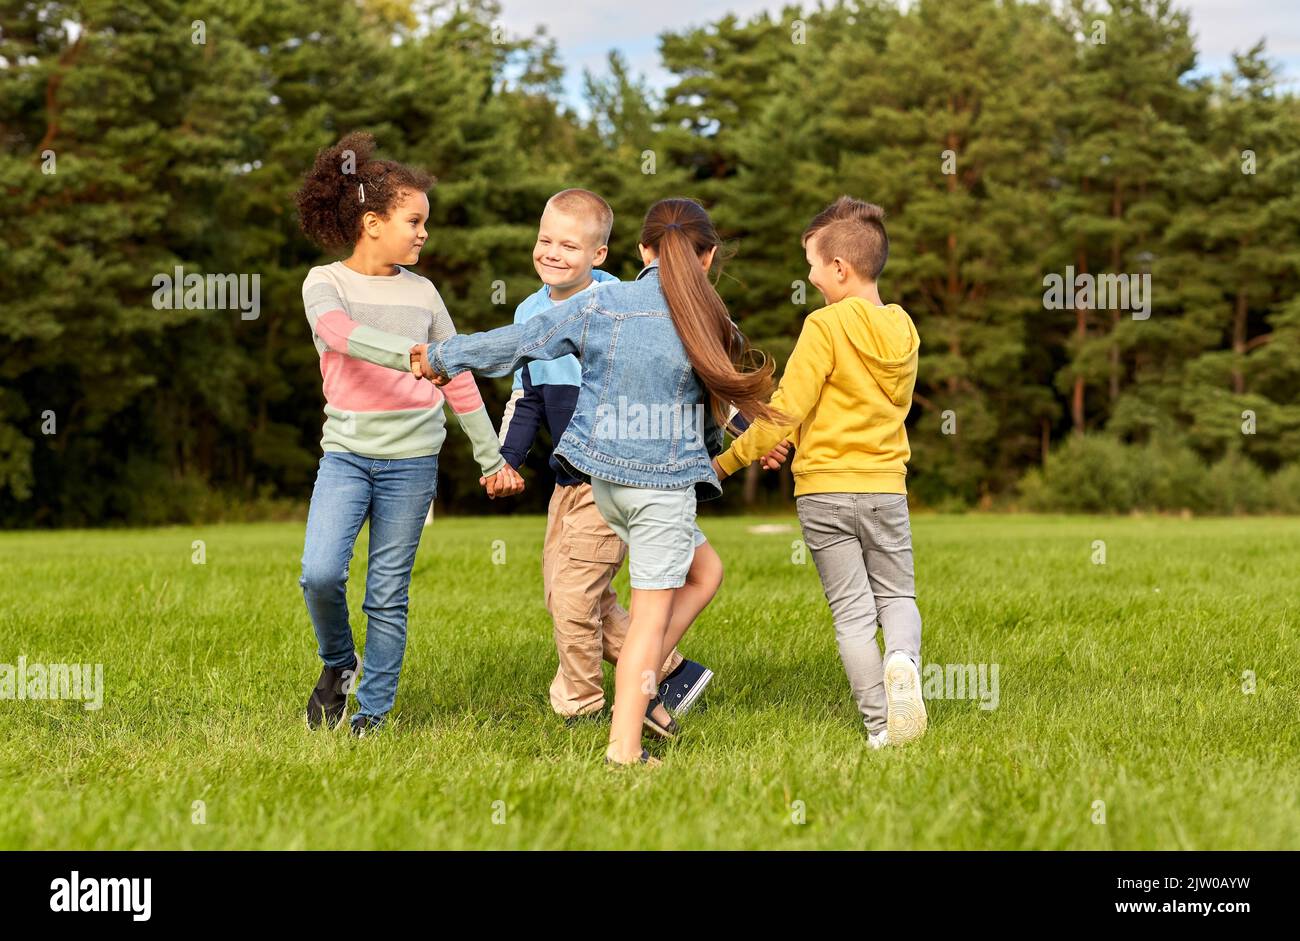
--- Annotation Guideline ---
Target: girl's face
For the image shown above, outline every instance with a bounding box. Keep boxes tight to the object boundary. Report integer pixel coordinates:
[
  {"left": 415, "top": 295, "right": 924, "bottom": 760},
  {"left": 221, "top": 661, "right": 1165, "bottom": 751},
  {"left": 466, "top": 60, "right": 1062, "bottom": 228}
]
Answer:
[{"left": 361, "top": 190, "right": 429, "bottom": 266}]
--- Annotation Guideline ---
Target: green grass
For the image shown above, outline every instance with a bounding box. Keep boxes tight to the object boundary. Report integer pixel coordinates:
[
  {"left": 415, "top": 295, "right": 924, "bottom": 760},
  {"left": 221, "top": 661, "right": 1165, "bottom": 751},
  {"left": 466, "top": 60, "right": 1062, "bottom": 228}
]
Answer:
[{"left": 1, "top": 513, "right": 1297, "bottom": 850}]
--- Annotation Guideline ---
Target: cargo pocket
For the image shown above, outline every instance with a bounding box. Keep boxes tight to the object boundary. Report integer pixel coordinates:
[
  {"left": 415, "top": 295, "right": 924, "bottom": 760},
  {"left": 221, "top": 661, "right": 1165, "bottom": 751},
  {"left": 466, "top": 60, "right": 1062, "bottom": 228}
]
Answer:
[
  {"left": 554, "top": 528, "right": 624, "bottom": 622},
  {"left": 566, "top": 532, "right": 624, "bottom": 564}
]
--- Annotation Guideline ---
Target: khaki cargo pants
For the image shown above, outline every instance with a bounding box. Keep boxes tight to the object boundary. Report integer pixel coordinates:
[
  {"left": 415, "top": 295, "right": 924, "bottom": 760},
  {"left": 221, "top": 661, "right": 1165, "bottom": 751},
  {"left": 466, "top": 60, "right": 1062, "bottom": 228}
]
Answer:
[{"left": 543, "top": 482, "right": 684, "bottom": 716}]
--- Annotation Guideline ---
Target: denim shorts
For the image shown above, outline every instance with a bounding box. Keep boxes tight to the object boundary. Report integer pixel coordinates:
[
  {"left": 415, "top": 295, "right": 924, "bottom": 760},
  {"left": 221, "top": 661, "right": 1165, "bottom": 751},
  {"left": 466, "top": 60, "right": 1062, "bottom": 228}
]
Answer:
[{"left": 590, "top": 477, "right": 707, "bottom": 589}]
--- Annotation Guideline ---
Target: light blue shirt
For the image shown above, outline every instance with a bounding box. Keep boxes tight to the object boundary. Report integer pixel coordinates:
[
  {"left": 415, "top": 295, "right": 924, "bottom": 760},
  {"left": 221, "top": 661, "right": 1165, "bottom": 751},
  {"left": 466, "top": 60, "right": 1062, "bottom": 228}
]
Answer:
[{"left": 511, "top": 268, "right": 619, "bottom": 390}]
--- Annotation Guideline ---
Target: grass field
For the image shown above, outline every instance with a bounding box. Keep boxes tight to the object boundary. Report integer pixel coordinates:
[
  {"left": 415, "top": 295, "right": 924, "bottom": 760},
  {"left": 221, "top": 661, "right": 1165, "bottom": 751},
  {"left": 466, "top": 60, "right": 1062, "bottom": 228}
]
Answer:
[{"left": 1, "top": 513, "right": 1297, "bottom": 850}]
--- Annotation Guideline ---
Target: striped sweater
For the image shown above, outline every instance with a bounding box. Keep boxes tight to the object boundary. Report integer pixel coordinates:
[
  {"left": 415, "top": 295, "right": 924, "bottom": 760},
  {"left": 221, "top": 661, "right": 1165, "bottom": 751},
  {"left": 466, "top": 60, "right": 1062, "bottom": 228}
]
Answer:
[{"left": 301, "top": 262, "right": 505, "bottom": 473}]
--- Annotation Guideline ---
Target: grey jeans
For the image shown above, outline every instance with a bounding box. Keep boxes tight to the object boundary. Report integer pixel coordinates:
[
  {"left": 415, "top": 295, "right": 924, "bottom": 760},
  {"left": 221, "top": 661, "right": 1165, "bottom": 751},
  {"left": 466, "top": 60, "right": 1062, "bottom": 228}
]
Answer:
[{"left": 796, "top": 492, "right": 922, "bottom": 733}]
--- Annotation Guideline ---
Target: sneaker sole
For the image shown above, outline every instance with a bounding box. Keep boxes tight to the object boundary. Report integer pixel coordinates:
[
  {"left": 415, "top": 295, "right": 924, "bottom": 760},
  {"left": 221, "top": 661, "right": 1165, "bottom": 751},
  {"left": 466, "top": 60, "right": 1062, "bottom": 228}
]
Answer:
[
  {"left": 884, "top": 656, "right": 927, "bottom": 745},
  {"left": 669, "top": 667, "right": 714, "bottom": 717}
]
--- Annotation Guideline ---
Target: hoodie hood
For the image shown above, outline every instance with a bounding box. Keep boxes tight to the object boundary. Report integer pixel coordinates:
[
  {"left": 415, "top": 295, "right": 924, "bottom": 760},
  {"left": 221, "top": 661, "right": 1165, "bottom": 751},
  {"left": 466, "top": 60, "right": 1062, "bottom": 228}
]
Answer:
[{"left": 833, "top": 298, "right": 920, "bottom": 406}]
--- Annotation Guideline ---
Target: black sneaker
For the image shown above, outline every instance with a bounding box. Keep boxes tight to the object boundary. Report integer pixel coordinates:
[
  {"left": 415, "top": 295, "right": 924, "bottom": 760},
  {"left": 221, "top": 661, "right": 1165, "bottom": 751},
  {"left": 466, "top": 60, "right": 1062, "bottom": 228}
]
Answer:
[
  {"left": 305, "top": 653, "right": 360, "bottom": 730},
  {"left": 658, "top": 659, "right": 714, "bottom": 716},
  {"left": 350, "top": 714, "right": 385, "bottom": 737}
]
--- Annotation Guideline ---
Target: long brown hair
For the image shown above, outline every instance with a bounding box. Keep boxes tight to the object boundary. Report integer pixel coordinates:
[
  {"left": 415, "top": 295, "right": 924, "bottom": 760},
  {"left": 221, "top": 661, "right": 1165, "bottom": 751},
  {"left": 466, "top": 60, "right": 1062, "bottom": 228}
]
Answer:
[{"left": 641, "top": 198, "right": 786, "bottom": 431}]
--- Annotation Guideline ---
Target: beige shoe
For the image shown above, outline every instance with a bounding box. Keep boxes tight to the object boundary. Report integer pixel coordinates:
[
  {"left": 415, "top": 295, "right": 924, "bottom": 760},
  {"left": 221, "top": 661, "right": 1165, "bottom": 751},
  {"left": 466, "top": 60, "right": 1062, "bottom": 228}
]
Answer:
[{"left": 884, "top": 653, "right": 928, "bottom": 744}]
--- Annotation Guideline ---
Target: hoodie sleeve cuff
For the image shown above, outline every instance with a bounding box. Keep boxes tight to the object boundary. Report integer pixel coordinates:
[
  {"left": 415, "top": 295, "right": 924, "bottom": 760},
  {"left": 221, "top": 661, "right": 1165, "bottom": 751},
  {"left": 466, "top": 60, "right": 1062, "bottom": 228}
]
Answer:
[{"left": 716, "top": 448, "right": 745, "bottom": 478}]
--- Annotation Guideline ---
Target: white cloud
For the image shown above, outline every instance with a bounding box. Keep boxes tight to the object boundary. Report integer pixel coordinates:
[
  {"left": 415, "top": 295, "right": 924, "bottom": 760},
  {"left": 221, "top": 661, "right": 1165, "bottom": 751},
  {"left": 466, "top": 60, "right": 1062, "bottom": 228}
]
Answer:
[{"left": 1182, "top": 0, "right": 1299, "bottom": 59}]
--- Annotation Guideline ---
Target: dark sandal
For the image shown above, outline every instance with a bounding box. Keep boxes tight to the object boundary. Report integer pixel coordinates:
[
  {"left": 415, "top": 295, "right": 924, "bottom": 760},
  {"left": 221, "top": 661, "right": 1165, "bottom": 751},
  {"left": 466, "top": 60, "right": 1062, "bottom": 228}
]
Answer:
[
  {"left": 643, "top": 695, "right": 680, "bottom": 739},
  {"left": 605, "top": 748, "right": 661, "bottom": 767}
]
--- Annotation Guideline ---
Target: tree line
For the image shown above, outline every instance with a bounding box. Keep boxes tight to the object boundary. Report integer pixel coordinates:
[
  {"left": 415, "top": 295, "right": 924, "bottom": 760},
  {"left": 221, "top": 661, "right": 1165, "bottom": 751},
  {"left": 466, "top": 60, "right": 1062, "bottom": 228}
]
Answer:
[{"left": 2, "top": 0, "right": 1297, "bottom": 526}]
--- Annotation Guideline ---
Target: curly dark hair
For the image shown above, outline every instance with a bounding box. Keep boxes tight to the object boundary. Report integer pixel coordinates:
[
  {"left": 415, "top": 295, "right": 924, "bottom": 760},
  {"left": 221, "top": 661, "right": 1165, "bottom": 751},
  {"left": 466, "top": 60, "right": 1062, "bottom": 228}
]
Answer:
[{"left": 294, "top": 131, "right": 435, "bottom": 252}]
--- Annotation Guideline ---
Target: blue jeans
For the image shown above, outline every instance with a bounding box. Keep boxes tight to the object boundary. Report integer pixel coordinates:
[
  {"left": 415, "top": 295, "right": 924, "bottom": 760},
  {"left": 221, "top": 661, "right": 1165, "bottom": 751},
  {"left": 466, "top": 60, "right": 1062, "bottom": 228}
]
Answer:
[{"left": 300, "top": 451, "right": 438, "bottom": 719}]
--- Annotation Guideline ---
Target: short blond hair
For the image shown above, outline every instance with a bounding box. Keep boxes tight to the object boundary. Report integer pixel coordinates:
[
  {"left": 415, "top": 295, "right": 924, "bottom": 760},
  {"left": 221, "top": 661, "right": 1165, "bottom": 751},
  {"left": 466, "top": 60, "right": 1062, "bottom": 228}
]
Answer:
[
  {"left": 802, "top": 196, "right": 888, "bottom": 280},
  {"left": 546, "top": 188, "right": 614, "bottom": 246}
]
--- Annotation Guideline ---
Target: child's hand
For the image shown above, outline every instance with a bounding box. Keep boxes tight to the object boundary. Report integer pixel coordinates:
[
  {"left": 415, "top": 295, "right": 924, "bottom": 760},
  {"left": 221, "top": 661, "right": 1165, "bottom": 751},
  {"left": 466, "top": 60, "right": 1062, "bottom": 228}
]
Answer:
[
  {"left": 409, "top": 344, "right": 433, "bottom": 379},
  {"left": 760, "top": 439, "right": 792, "bottom": 471},
  {"left": 711, "top": 457, "right": 726, "bottom": 481},
  {"left": 499, "top": 464, "right": 525, "bottom": 496},
  {"left": 410, "top": 344, "right": 452, "bottom": 385},
  {"left": 480, "top": 464, "right": 525, "bottom": 499}
]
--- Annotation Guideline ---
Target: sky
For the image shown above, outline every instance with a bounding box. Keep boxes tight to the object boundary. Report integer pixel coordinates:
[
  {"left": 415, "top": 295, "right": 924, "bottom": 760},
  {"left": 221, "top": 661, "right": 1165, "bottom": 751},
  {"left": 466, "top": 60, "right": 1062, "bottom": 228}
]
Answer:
[{"left": 493, "top": 0, "right": 1300, "bottom": 109}]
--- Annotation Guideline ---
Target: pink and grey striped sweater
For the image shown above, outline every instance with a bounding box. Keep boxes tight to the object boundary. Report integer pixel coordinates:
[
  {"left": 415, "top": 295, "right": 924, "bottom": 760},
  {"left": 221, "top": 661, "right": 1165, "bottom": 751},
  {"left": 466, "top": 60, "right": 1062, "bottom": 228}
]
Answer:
[{"left": 302, "top": 262, "right": 505, "bottom": 474}]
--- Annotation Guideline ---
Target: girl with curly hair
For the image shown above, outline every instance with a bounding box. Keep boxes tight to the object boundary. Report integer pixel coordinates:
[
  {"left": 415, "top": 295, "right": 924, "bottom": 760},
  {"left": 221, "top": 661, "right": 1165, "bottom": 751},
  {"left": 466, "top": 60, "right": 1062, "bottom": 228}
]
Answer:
[{"left": 294, "top": 132, "right": 521, "bottom": 736}]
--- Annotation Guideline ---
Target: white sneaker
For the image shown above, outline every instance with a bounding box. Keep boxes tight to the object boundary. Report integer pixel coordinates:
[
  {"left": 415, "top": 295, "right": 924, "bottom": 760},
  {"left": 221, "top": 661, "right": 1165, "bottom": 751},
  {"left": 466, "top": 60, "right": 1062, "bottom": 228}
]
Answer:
[
  {"left": 884, "top": 652, "right": 928, "bottom": 745},
  {"left": 867, "top": 729, "right": 890, "bottom": 750}
]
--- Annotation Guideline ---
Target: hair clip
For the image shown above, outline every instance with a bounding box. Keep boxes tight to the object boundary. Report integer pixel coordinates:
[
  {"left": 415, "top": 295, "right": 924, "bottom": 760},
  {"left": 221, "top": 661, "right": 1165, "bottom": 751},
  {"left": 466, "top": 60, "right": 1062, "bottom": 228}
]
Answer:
[{"left": 358, "top": 182, "right": 365, "bottom": 204}]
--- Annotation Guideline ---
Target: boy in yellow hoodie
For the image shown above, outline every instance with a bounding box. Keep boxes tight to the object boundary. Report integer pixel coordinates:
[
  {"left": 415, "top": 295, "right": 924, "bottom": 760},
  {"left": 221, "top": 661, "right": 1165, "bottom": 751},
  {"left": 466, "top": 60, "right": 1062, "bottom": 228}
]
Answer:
[{"left": 712, "top": 196, "right": 926, "bottom": 748}]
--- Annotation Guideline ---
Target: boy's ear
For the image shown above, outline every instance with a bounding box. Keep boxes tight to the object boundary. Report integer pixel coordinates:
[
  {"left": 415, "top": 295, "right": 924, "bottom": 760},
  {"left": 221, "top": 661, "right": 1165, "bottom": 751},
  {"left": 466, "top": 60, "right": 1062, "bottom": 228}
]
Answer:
[{"left": 593, "top": 244, "right": 609, "bottom": 266}]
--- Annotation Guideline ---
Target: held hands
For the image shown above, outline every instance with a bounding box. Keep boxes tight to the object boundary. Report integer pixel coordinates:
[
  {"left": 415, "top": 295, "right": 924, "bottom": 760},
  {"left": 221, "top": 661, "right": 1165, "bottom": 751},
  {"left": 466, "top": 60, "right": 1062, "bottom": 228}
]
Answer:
[
  {"left": 760, "top": 439, "right": 792, "bottom": 471},
  {"left": 409, "top": 344, "right": 451, "bottom": 386},
  {"left": 407, "top": 344, "right": 514, "bottom": 498},
  {"left": 713, "top": 439, "right": 792, "bottom": 482},
  {"left": 480, "top": 463, "right": 525, "bottom": 499}
]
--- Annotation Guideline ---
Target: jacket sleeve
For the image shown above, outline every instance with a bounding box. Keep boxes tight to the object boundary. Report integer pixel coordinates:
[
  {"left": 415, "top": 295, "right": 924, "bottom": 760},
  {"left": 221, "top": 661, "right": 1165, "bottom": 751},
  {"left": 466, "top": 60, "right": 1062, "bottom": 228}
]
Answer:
[{"left": 431, "top": 291, "right": 592, "bottom": 380}]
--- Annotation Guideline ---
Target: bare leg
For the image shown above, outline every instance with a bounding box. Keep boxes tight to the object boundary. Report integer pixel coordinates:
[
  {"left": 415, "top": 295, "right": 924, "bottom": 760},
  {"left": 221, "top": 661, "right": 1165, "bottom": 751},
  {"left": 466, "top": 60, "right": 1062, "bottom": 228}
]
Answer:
[
  {"left": 640, "top": 542, "right": 723, "bottom": 727},
  {"left": 607, "top": 587, "right": 674, "bottom": 763},
  {"left": 662, "top": 541, "right": 722, "bottom": 661}
]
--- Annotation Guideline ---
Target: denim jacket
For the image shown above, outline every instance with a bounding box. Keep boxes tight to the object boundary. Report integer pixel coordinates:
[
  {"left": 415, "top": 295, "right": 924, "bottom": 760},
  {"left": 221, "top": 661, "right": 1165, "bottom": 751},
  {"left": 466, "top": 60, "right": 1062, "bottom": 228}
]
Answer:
[{"left": 431, "top": 262, "right": 732, "bottom": 499}]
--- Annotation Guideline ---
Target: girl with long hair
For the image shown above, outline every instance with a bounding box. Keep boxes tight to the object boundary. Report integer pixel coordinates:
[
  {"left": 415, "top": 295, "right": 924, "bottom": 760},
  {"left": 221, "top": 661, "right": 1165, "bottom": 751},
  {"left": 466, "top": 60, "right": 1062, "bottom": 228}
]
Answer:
[{"left": 416, "top": 197, "right": 785, "bottom": 764}]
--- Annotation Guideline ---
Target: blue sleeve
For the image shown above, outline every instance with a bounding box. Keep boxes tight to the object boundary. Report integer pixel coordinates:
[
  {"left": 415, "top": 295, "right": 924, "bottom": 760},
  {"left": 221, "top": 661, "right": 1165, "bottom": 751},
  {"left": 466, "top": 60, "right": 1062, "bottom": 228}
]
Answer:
[
  {"left": 511, "top": 302, "right": 527, "bottom": 391},
  {"left": 500, "top": 367, "right": 545, "bottom": 470},
  {"left": 432, "top": 291, "right": 592, "bottom": 380}
]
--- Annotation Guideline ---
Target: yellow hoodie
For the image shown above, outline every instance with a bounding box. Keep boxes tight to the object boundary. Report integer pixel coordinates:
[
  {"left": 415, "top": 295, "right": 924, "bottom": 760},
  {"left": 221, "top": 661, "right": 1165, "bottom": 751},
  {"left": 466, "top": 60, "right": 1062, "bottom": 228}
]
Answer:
[{"left": 716, "top": 297, "right": 919, "bottom": 495}]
